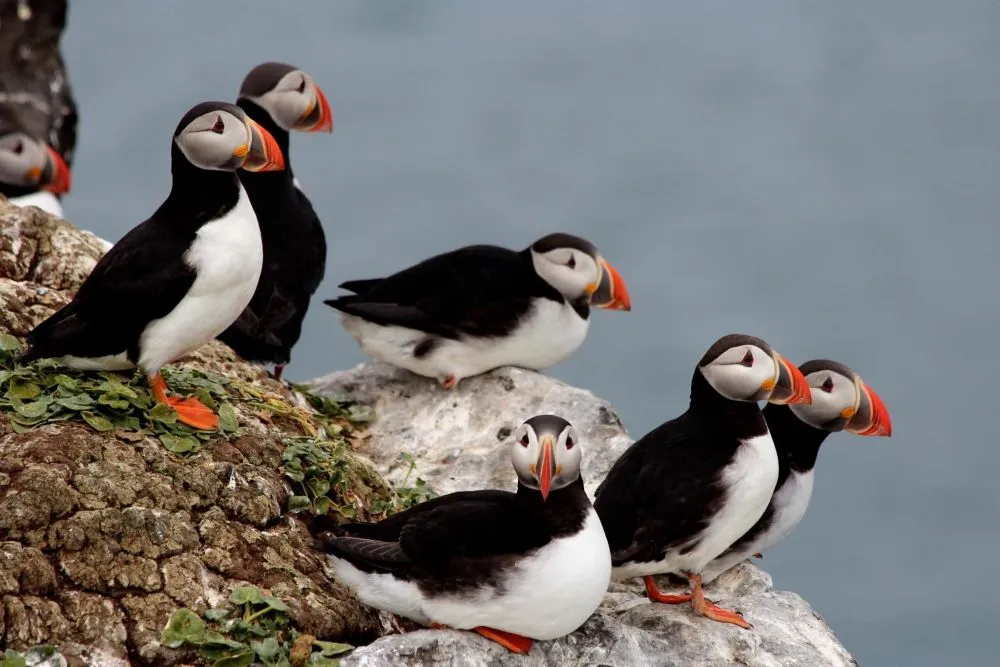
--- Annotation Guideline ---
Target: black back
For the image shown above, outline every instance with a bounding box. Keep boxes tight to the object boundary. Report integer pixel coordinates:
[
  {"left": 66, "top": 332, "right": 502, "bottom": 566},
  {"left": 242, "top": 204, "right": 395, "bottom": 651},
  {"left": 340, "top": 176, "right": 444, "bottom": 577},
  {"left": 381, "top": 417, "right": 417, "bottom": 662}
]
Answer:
[
  {"left": 21, "top": 139, "right": 241, "bottom": 365},
  {"left": 325, "top": 244, "right": 588, "bottom": 340},
  {"left": 316, "top": 478, "right": 591, "bottom": 595},
  {"left": 216, "top": 98, "right": 327, "bottom": 366},
  {"left": 593, "top": 370, "right": 768, "bottom": 567}
]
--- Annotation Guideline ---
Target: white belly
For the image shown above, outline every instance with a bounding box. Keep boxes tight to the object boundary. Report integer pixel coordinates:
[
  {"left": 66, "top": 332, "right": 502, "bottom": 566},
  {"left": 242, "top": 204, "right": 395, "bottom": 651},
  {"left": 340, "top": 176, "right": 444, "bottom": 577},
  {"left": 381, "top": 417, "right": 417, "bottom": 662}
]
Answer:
[
  {"left": 138, "top": 185, "right": 263, "bottom": 372},
  {"left": 11, "top": 192, "right": 63, "bottom": 217},
  {"left": 612, "top": 433, "right": 779, "bottom": 580},
  {"left": 340, "top": 297, "right": 591, "bottom": 384},
  {"left": 331, "top": 509, "right": 612, "bottom": 640}
]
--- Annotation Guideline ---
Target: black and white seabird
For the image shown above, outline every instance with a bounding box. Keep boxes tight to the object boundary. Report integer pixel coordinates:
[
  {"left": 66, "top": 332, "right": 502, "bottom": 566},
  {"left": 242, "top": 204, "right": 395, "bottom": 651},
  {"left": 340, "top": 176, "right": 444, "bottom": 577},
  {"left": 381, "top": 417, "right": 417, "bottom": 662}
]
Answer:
[
  {"left": 593, "top": 333, "right": 812, "bottom": 628},
  {"left": 324, "top": 233, "right": 631, "bottom": 389},
  {"left": 217, "top": 62, "right": 333, "bottom": 381},
  {"left": 701, "top": 358, "right": 892, "bottom": 583},
  {"left": 315, "top": 415, "right": 612, "bottom": 654},
  {"left": 0, "top": 131, "right": 71, "bottom": 217},
  {"left": 19, "top": 101, "right": 285, "bottom": 430}
]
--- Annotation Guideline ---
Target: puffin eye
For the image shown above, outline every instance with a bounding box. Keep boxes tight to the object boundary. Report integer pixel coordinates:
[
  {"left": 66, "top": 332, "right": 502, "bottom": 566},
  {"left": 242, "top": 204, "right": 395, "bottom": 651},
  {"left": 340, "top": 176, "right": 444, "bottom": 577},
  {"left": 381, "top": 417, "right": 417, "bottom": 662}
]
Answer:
[
  {"left": 519, "top": 434, "right": 530, "bottom": 447},
  {"left": 821, "top": 376, "right": 834, "bottom": 392},
  {"left": 12, "top": 140, "right": 23, "bottom": 154},
  {"left": 741, "top": 349, "right": 754, "bottom": 367},
  {"left": 211, "top": 116, "right": 225, "bottom": 134},
  {"left": 565, "top": 436, "right": 575, "bottom": 450},
  {"left": 566, "top": 255, "right": 576, "bottom": 269},
  {"left": 297, "top": 77, "right": 307, "bottom": 94}
]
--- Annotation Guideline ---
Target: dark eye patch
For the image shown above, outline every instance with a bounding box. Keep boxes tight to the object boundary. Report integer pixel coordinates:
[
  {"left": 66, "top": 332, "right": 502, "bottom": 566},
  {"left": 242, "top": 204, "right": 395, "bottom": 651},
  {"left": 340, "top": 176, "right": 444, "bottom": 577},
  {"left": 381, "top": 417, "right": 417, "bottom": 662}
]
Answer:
[
  {"left": 565, "top": 436, "right": 575, "bottom": 449},
  {"left": 566, "top": 255, "right": 576, "bottom": 269},
  {"left": 741, "top": 349, "right": 754, "bottom": 366},
  {"left": 821, "top": 376, "right": 834, "bottom": 392},
  {"left": 520, "top": 434, "right": 530, "bottom": 447},
  {"left": 211, "top": 116, "right": 225, "bottom": 134}
]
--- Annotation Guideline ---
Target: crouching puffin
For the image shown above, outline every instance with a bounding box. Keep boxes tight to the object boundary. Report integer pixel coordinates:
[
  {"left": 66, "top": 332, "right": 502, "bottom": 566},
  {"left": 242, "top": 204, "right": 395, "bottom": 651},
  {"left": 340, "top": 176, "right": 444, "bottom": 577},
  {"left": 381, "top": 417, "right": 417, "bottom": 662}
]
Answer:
[
  {"left": 0, "top": 131, "right": 71, "bottom": 217},
  {"left": 19, "top": 101, "right": 285, "bottom": 429},
  {"left": 593, "top": 334, "right": 812, "bottom": 628},
  {"left": 325, "top": 233, "right": 631, "bottom": 389},
  {"left": 217, "top": 62, "right": 333, "bottom": 382},
  {"left": 315, "top": 415, "right": 612, "bottom": 654},
  {"left": 701, "top": 358, "right": 892, "bottom": 583}
]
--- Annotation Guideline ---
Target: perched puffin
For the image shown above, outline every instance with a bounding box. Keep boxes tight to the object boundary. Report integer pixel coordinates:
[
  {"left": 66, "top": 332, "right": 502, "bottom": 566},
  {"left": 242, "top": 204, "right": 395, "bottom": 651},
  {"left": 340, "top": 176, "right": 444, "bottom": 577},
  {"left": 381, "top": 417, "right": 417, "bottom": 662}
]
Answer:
[
  {"left": 324, "top": 233, "right": 631, "bottom": 389},
  {"left": 0, "top": 131, "right": 71, "bottom": 217},
  {"left": 316, "top": 415, "right": 612, "bottom": 654},
  {"left": 593, "top": 333, "right": 812, "bottom": 628},
  {"left": 217, "top": 62, "right": 333, "bottom": 381},
  {"left": 701, "top": 358, "right": 892, "bottom": 583},
  {"left": 19, "top": 101, "right": 285, "bottom": 429}
]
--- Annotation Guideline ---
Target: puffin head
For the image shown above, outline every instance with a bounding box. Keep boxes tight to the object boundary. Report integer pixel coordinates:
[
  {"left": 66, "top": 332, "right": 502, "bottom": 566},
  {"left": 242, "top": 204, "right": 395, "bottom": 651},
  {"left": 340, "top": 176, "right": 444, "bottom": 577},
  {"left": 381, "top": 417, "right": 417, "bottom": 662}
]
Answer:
[
  {"left": 238, "top": 62, "right": 333, "bottom": 133},
  {"left": 528, "top": 233, "right": 631, "bottom": 311},
  {"left": 173, "top": 102, "right": 285, "bottom": 173},
  {"left": 697, "top": 333, "right": 812, "bottom": 405},
  {"left": 511, "top": 415, "right": 582, "bottom": 501},
  {"left": 789, "top": 359, "right": 892, "bottom": 436},
  {"left": 0, "top": 132, "right": 71, "bottom": 194}
]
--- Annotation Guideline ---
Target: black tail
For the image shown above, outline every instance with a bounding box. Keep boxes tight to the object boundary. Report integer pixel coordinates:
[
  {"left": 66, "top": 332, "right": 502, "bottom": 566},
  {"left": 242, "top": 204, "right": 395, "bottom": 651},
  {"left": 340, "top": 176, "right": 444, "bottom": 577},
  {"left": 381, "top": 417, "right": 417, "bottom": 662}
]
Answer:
[{"left": 338, "top": 278, "right": 383, "bottom": 294}]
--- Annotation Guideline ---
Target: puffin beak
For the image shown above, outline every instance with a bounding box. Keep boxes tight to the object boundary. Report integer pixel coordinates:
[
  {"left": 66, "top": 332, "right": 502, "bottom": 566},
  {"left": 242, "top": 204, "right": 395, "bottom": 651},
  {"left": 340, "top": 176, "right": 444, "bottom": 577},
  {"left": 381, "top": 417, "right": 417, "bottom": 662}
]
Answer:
[
  {"left": 241, "top": 119, "right": 285, "bottom": 172},
  {"left": 537, "top": 434, "right": 555, "bottom": 501},
  {"left": 767, "top": 353, "right": 812, "bottom": 405},
  {"left": 295, "top": 84, "right": 334, "bottom": 133},
  {"left": 589, "top": 257, "right": 631, "bottom": 311},
  {"left": 845, "top": 380, "right": 892, "bottom": 437},
  {"left": 39, "top": 146, "right": 71, "bottom": 194}
]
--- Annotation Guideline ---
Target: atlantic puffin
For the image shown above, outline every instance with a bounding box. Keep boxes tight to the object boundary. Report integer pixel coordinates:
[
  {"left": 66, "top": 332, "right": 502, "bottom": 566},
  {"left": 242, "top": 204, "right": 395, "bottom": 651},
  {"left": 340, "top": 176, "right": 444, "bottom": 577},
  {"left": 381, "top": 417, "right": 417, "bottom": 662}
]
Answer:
[
  {"left": 324, "top": 233, "right": 631, "bottom": 389},
  {"left": 593, "top": 333, "right": 812, "bottom": 628},
  {"left": 701, "top": 358, "right": 892, "bottom": 583},
  {"left": 19, "top": 101, "right": 285, "bottom": 429},
  {"left": 217, "top": 62, "right": 333, "bottom": 382},
  {"left": 0, "top": 131, "right": 71, "bottom": 217},
  {"left": 316, "top": 414, "right": 612, "bottom": 654}
]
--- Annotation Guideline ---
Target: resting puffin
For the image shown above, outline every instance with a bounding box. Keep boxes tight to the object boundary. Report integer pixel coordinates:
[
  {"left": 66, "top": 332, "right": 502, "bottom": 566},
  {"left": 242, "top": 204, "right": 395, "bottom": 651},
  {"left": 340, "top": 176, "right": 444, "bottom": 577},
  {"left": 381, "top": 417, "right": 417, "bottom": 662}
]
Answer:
[
  {"left": 217, "top": 62, "right": 333, "bottom": 381},
  {"left": 0, "top": 131, "right": 71, "bottom": 217},
  {"left": 701, "top": 358, "right": 892, "bottom": 583},
  {"left": 324, "top": 233, "right": 631, "bottom": 389},
  {"left": 19, "top": 101, "right": 285, "bottom": 429},
  {"left": 593, "top": 333, "right": 812, "bottom": 628},
  {"left": 316, "top": 415, "right": 612, "bottom": 654}
]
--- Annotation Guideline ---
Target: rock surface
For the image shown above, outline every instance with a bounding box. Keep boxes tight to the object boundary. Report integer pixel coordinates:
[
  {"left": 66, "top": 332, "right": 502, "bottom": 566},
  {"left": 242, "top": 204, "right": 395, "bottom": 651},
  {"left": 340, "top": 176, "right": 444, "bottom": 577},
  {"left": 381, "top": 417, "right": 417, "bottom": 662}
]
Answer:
[{"left": 310, "top": 363, "right": 858, "bottom": 667}]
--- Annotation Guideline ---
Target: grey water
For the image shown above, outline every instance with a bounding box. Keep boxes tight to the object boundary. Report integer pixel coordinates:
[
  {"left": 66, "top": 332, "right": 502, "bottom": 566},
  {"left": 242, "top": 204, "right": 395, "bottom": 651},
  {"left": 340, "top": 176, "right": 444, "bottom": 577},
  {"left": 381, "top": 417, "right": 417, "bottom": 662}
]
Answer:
[{"left": 59, "top": 2, "right": 998, "bottom": 664}]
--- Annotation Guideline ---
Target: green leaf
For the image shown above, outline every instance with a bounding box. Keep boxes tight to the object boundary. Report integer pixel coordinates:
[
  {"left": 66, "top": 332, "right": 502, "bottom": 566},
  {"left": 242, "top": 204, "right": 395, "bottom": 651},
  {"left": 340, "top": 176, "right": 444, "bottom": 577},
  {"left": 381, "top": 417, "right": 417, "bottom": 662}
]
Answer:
[
  {"left": 251, "top": 636, "right": 281, "bottom": 663},
  {"left": 114, "top": 415, "right": 142, "bottom": 431},
  {"left": 218, "top": 403, "right": 239, "bottom": 433},
  {"left": 0, "top": 370, "right": 14, "bottom": 387},
  {"left": 229, "top": 584, "right": 262, "bottom": 605},
  {"left": 308, "top": 477, "right": 331, "bottom": 498},
  {"left": 55, "top": 393, "right": 94, "bottom": 411},
  {"left": 194, "top": 387, "right": 218, "bottom": 411},
  {"left": 98, "top": 393, "right": 131, "bottom": 410},
  {"left": 160, "top": 608, "right": 206, "bottom": 648},
  {"left": 0, "top": 333, "right": 21, "bottom": 352},
  {"left": 202, "top": 631, "right": 247, "bottom": 649},
  {"left": 52, "top": 374, "right": 79, "bottom": 391},
  {"left": 313, "top": 640, "right": 354, "bottom": 657},
  {"left": 81, "top": 411, "right": 114, "bottom": 432},
  {"left": 204, "top": 608, "right": 231, "bottom": 622},
  {"left": 0, "top": 656, "right": 27, "bottom": 667},
  {"left": 212, "top": 649, "right": 255, "bottom": 667},
  {"left": 6, "top": 380, "right": 40, "bottom": 400},
  {"left": 159, "top": 433, "right": 200, "bottom": 454},
  {"left": 97, "top": 374, "right": 139, "bottom": 398},
  {"left": 287, "top": 495, "right": 311, "bottom": 513},
  {"left": 148, "top": 403, "right": 179, "bottom": 424},
  {"left": 261, "top": 595, "right": 289, "bottom": 613},
  {"left": 313, "top": 496, "right": 332, "bottom": 516},
  {"left": 12, "top": 399, "right": 51, "bottom": 419}
]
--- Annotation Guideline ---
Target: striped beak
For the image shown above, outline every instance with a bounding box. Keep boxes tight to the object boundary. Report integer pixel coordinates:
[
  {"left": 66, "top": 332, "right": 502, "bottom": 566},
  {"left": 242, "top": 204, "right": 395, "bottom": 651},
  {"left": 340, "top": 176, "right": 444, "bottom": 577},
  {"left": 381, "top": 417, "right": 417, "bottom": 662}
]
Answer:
[
  {"left": 537, "top": 434, "right": 555, "bottom": 501},
  {"left": 589, "top": 257, "right": 631, "bottom": 311},
  {"left": 846, "top": 379, "right": 892, "bottom": 437},
  {"left": 241, "top": 119, "right": 285, "bottom": 172},
  {"left": 294, "top": 84, "right": 333, "bottom": 133},
  {"left": 767, "top": 353, "right": 812, "bottom": 405}
]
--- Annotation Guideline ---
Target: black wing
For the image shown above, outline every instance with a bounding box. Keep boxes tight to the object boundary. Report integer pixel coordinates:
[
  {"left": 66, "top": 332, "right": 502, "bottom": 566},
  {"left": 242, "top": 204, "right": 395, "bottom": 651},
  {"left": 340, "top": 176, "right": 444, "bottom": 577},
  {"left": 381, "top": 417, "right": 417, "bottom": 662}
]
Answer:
[
  {"left": 23, "top": 217, "right": 197, "bottom": 362},
  {"left": 325, "top": 244, "right": 555, "bottom": 339}
]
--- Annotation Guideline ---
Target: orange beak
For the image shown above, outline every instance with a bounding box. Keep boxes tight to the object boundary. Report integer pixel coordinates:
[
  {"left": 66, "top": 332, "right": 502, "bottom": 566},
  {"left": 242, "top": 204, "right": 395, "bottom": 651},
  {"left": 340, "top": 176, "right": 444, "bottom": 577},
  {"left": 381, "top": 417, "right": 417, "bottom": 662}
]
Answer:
[
  {"left": 295, "top": 84, "right": 333, "bottom": 133},
  {"left": 590, "top": 258, "right": 631, "bottom": 311},
  {"left": 41, "top": 146, "right": 71, "bottom": 194},
  {"left": 846, "top": 382, "right": 892, "bottom": 437},
  {"left": 537, "top": 435, "right": 554, "bottom": 501},
  {"left": 242, "top": 119, "right": 285, "bottom": 172},
  {"left": 768, "top": 354, "right": 812, "bottom": 405}
]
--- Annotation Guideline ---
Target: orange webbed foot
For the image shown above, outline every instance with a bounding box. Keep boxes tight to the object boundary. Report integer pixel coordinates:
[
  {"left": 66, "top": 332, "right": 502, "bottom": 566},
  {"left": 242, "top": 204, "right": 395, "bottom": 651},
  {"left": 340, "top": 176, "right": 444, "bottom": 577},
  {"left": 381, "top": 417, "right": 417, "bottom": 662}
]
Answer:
[
  {"left": 644, "top": 575, "right": 692, "bottom": 604},
  {"left": 439, "top": 374, "right": 458, "bottom": 390},
  {"left": 473, "top": 627, "right": 533, "bottom": 654},
  {"left": 148, "top": 372, "right": 219, "bottom": 430}
]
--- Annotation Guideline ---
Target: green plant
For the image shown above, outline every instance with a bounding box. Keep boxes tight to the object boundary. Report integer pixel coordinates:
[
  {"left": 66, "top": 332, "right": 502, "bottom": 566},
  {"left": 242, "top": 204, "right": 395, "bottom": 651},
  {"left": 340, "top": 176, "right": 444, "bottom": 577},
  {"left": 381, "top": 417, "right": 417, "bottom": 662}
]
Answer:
[
  {"left": 291, "top": 385, "right": 375, "bottom": 426},
  {"left": 0, "top": 645, "right": 67, "bottom": 667},
  {"left": 371, "top": 452, "right": 438, "bottom": 516},
  {"left": 161, "top": 585, "right": 353, "bottom": 667},
  {"left": 281, "top": 434, "right": 356, "bottom": 517}
]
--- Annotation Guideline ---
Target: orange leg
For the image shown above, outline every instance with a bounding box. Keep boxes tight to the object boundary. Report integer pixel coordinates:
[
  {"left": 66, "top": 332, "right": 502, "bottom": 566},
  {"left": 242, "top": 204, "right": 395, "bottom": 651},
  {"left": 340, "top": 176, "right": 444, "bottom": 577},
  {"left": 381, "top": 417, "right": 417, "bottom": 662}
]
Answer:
[
  {"left": 644, "top": 575, "right": 692, "bottom": 604},
  {"left": 689, "top": 573, "right": 750, "bottom": 629},
  {"left": 438, "top": 374, "right": 458, "bottom": 390},
  {"left": 272, "top": 364, "right": 285, "bottom": 382},
  {"left": 473, "top": 627, "right": 533, "bottom": 654},
  {"left": 752, "top": 552, "right": 763, "bottom": 559},
  {"left": 148, "top": 372, "right": 219, "bottom": 430}
]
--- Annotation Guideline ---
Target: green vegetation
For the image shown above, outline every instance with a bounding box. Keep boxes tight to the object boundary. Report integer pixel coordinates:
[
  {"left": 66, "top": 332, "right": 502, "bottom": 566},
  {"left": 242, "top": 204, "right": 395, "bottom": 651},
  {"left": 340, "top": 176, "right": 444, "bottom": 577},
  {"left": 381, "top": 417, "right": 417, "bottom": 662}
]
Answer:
[
  {"left": 0, "top": 645, "right": 67, "bottom": 667},
  {"left": 161, "top": 585, "right": 353, "bottom": 667},
  {"left": 371, "top": 452, "right": 437, "bottom": 516}
]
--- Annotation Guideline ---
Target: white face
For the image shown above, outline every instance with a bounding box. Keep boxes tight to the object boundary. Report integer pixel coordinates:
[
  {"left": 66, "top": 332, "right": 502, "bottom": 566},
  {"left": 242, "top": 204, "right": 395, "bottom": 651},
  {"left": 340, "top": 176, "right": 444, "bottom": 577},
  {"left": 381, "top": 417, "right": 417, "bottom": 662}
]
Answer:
[
  {"left": 511, "top": 419, "right": 582, "bottom": 495},
  {"left": 174, "top": 110, "right": 253, "bottom": 171},
  {"left": 244, "top": 69, "right": 319, "bottom": 131},
  {"left": 0, "top": 133, "right": 47, "bottom": 186},
  {"left": 531, "top": 246, "right": 602, "bottom": 301},
  {"left": 699, "top": 343, "right": 779, "bottom": 402},
  {"left": 790, "top": 369, "right": 859, "bottom": 430}
]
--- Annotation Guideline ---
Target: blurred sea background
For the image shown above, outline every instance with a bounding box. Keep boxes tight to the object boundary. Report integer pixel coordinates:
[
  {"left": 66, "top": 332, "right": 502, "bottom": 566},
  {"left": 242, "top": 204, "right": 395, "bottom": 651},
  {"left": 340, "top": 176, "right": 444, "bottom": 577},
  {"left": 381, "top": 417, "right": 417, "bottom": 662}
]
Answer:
[{"left": 58, "top": 2, "right": 998, "bottom": 664}]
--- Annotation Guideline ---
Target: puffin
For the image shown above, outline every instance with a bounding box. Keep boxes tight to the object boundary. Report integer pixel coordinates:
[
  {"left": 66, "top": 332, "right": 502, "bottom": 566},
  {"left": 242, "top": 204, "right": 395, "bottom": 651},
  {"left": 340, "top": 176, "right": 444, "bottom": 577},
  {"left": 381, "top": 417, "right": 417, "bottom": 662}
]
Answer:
[
  {"left": 217, "top": 62, "right": 333, "bottom": 382},
  {"left": 0, "top": 131, "right": 71, "bottom": 217},
  {"left": 19, "top": 101, "right": 285, "bottom": 430},
  {"left": 592, "top": 333, "right": 812, "bottom": 628},
  {"left": 315, "top": 415, "right": 612, "bottom": 654},
  {"left": 324, "top": 233, "right": 631, "bottom": 389},
  {"left": 700, "top": 358, "right": 892, "bottom": 583}
]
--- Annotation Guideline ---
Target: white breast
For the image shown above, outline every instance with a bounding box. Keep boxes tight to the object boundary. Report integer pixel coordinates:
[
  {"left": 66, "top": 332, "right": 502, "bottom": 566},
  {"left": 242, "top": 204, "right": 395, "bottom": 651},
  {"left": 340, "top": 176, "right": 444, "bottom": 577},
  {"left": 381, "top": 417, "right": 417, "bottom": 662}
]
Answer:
[
  {"left": 138, "top": 185, "right": 263, "bottom": 373},
  {"left": 340, "top": 297, "right": 591, "bottom": 384},
  {"left": 10, "top": 192, "right": 63, "bottom": 218}
]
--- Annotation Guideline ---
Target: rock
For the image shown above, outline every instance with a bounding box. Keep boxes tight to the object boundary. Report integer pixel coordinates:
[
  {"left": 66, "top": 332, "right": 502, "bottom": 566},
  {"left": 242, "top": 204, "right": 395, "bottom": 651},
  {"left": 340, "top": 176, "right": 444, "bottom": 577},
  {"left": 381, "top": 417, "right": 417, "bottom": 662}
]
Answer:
[
  {"left": 310, "top": 363, "right": 858, "bottom": 667},
  {"left": 0, "top": 0, "right": 78, "bottom": 164}
]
